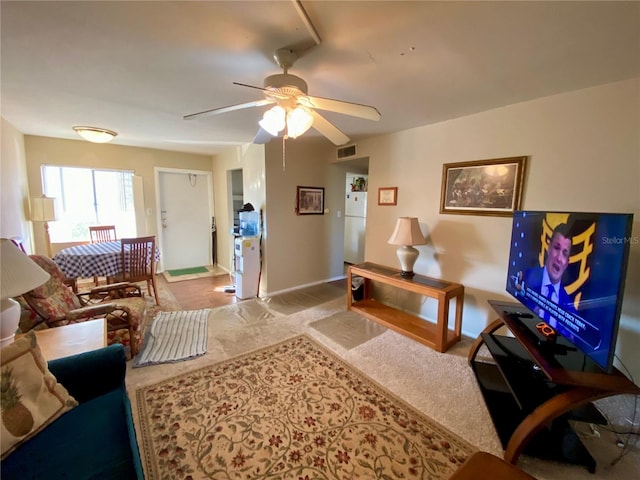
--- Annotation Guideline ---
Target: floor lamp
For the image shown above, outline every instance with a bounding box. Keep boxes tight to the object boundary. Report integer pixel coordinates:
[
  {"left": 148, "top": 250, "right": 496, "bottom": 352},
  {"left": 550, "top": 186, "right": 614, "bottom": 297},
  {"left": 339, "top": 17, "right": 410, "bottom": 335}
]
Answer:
[{"left": 31, "top": 196, "right": 58, "bottom": 257}]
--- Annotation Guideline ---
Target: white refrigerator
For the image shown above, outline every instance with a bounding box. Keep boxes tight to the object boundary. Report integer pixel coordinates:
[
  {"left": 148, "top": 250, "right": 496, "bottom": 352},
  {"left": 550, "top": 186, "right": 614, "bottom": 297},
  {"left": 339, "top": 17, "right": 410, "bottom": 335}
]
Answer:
[{"left": 344, "top": 191, "right": 367, "bottom": 264}]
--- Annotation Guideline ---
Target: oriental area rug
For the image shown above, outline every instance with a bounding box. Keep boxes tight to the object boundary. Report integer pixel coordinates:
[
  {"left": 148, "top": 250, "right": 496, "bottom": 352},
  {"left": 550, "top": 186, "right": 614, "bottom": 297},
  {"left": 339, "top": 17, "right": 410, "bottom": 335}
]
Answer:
[{"left": 135, "top": 335, "right": 475, "bottom": 479}]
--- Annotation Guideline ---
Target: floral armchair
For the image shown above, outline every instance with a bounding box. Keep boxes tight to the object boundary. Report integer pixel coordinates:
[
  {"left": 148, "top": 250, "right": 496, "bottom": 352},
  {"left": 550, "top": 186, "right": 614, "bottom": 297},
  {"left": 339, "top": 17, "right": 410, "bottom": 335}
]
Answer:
[{"left": 21, "top": 255, "right": 147, "bottom": 357}]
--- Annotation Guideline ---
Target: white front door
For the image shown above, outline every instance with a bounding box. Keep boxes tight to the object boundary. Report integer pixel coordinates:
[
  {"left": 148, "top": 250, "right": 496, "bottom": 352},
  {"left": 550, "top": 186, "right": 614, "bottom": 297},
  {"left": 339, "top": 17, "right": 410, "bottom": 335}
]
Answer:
[{"left": 156, "top": 169, "right": 213, "bottom": 271}]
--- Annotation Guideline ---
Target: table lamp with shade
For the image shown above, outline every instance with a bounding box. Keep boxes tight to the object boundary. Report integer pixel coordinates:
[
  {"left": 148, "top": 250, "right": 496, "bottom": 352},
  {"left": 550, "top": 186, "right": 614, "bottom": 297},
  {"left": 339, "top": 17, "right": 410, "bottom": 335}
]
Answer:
[
  {"left": 0, "top": 239, "right": 50, "bottom": 348},
  {"left": 31, "top": 195, "right": 58, "bottom": 257},
  {"left": 387, "top": 217, "right": 427, "bottom": 278}
]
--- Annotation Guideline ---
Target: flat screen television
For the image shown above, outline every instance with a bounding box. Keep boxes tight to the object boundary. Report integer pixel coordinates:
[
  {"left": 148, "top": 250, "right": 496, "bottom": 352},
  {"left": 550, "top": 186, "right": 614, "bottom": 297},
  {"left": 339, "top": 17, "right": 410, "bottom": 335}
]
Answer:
[{"left": 506, "top": 211, "right": 634, "bottom": 373}]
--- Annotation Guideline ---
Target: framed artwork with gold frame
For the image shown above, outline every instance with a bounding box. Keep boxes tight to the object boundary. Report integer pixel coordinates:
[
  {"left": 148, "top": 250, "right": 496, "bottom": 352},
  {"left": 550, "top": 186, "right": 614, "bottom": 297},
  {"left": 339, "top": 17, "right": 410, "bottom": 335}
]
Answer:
[{"left": 440, "top": 156, "right": 527, "bottom": 216}]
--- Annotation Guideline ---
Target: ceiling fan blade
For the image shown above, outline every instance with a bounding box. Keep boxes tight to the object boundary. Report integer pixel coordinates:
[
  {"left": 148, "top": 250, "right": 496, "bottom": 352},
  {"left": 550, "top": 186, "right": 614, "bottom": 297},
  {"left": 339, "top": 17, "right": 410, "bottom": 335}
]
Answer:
[
  {"left": 300, "top": 95, "right": 381, "bottom": 121},
  {"left": 233, "top": 81, "right": 268, "bottom": 92},
  {"left": 253, "top": 127, "right": 273, "bottom": 144},
  {"left": 309, "top": 110, "right": 350, "bottom": 146},
  {"left": 183, "top": 99, "right": 274, "bottom": 120}
]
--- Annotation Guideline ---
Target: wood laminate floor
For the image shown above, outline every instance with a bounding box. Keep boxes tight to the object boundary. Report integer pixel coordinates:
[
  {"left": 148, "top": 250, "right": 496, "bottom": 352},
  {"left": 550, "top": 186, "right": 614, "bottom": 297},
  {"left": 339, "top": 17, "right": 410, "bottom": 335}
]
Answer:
[
  {"left": 164, "top": 274, "right": 240, "bottom": 310},
  {"left": 165, "top": 273, "right": 348, "bottom": 311}
]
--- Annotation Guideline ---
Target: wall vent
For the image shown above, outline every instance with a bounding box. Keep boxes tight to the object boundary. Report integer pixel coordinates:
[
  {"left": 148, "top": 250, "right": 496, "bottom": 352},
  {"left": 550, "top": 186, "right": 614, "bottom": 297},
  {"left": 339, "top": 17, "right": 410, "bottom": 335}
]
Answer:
[{"left": 336, "top": 144, "right": 357, "bottom": 160}]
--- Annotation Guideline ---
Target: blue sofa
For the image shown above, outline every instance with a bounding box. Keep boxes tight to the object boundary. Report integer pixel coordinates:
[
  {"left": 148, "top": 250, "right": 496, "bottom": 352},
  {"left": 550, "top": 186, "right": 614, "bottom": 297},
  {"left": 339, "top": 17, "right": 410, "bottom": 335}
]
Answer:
[{"left": 1, "top": 344, "right": 144, "bottom": 479}]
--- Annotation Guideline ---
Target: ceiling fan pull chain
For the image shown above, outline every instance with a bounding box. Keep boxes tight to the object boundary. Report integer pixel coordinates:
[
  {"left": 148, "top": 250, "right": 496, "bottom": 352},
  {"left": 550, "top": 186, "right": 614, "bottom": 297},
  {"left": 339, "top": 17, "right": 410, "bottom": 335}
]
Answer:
[{"left": 282, "top": 135, "right": 286, "bottom": 171}]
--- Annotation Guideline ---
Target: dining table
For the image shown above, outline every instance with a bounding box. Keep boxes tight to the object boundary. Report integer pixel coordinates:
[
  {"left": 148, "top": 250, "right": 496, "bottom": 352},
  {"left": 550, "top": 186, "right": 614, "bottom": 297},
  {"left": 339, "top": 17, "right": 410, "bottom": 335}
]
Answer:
[{"left": 53, "top": 240, "right": 160, "bottom": 279}]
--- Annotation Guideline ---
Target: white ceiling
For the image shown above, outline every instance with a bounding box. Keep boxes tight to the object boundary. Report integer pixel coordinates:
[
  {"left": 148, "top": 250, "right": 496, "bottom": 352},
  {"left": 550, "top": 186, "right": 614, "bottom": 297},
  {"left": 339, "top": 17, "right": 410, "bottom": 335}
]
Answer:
[{"left": 2, "top": 1, "right": 639, "bottom": 156}]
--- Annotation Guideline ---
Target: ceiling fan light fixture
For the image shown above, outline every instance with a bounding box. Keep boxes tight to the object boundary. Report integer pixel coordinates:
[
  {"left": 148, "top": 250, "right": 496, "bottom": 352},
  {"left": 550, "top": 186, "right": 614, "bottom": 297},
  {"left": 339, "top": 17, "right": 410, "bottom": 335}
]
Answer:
[
  {"left": 73, "top": 126, "right": 117, "bottom": 143},
  {"left": 259, "top": 106, "right": 286, "bottom": 136},
  {"left": 286, "top": 107, "right": 313, "bottom": 139}
]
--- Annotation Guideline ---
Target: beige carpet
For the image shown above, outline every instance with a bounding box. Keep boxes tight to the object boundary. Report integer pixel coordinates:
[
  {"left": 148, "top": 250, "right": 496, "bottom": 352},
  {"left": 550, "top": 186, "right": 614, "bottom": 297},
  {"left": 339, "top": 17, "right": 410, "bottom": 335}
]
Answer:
[
  {"left": 126, "top": 286, "right": 640, "bottom": 480},
  {"left": 136, "top": 334, "right": 475, "bottom": 479},
  {"left": 310, "top": 310, "right": 387, "bottom": 349}
]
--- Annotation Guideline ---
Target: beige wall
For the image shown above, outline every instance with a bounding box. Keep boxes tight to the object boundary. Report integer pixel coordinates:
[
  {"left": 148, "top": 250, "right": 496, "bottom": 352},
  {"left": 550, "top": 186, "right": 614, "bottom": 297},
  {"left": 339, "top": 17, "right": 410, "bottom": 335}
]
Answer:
[
  {"left": 0, "top": 117, "right": 32, "bottom": 250},
  {"left": 263, "top": 137, "right": 345, "bottom": 294},
  {"left": 23, "top": 136, "right": 213, "bottom": 254},
  {"left": 359, "top": 78, "right": 640, "bottom": 378}
]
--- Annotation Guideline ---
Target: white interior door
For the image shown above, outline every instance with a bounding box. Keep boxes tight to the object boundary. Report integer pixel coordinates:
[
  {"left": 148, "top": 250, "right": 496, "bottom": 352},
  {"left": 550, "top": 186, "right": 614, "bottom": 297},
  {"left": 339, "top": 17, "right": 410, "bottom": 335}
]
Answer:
[{"left": 157, "top": 170, "right": 213, "bottom": 271}]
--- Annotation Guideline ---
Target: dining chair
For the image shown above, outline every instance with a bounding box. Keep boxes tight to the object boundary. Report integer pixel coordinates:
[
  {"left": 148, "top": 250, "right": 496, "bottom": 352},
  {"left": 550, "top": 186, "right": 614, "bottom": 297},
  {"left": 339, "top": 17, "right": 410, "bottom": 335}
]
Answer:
[
  {"left": 89, "top": 225, "right": 117, "bottom": 243},
  {"left": 89, "top": 225, "right": 117, "bottom": 285},
  {"left": 22, "top": 255, "right": 147, "bottom": 357},
  {"left": 120, "top": 236, "right": 160, "bottom": 305}
]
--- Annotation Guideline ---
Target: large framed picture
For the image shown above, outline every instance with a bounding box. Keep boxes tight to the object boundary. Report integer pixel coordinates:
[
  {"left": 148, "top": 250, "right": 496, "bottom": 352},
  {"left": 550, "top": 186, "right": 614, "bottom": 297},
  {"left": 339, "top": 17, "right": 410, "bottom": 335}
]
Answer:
[
  {"left": 296, "top": 186, "right": 325, "bottom": 215},
  {"left": 440, "top": 156, "right": 527, "bottom": 216}
]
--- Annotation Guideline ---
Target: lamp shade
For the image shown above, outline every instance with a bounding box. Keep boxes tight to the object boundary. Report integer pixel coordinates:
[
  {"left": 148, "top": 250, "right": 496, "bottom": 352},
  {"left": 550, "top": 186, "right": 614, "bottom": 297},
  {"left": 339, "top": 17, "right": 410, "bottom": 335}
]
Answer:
[
  {"left": 1, "top": 239, "right": 50, "bottom": 347},
  {"left": 1, "top": 239, "right": 50, "bottom": 299},
  {"left": 388, "top": 217, "right": 426, "bottom": 246},
  {"left": 73, "top": 126, "right": 117, "bottom": 143},
  {"left": 30, "top": 196, "right": 58, "bottom": 222}
]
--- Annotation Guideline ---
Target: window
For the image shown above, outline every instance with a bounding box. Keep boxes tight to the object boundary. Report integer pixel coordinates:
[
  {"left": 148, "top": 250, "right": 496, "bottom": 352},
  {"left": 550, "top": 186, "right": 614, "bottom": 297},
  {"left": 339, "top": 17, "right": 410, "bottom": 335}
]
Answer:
[{"left": 42, "top": 166, "right": 137, "bottom": 242}]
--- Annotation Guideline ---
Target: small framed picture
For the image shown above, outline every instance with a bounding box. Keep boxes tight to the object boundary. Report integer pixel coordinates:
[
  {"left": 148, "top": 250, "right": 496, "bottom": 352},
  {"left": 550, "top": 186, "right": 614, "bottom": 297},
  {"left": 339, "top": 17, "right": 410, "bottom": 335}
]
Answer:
[
  {"left": 296, "top": 186, "right": 324, "bottom": 215},
  {"left": 378, "top": 187, "right": 398, "bottom": 206}
]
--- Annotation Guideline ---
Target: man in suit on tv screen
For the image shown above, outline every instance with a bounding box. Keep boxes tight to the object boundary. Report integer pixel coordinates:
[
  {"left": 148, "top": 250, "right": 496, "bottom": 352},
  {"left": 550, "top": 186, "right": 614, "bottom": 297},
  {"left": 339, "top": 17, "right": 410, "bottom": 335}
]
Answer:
[{"left": 516, "top": 222, "right": 575, "bottom": 326}]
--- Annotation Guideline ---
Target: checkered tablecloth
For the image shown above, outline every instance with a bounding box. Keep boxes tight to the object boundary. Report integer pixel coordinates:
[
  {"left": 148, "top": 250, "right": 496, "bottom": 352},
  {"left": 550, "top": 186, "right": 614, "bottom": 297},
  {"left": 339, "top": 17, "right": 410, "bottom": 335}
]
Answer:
[{"left": 53, "top": 241, "right": 160, "bottom": 279}]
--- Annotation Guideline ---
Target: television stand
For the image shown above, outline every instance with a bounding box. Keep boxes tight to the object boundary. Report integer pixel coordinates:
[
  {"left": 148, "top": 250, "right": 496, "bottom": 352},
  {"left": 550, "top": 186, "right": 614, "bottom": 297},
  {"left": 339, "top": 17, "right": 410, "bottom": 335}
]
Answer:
[{"left": 469, "top": 300, "right": 640, "bottom": 472}]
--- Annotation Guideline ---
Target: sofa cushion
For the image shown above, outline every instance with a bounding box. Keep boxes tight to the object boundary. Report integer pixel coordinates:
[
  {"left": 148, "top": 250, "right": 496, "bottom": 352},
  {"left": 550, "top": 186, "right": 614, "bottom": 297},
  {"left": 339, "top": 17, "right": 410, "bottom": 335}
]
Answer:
[
  {"left": 1, "top": 344, "right": 143, "bottom": 479},
  {"left": 1, "top": 387, "right": 140, "bottom": 478},
  {"left": 0, "top": 331, "right": 78, "bottom": 459}
]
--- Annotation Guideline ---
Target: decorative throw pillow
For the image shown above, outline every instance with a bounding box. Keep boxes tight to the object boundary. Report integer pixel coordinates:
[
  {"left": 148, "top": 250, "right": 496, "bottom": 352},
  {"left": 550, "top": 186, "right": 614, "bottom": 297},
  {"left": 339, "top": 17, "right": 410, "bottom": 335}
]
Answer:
[{"left": 0, "top": 331, "right": 78, "bottom": 459}]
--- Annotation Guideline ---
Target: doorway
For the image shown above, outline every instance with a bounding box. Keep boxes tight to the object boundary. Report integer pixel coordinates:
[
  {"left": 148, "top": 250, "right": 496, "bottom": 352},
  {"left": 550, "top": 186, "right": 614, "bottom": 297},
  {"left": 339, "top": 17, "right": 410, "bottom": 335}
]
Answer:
[
  {"left": 339, "top": 158, "right": 369, "bottom": 265},
  {"left": 344, "top": 171, "right": 368, "bottom": 264},
  {"left": 229, "top": 168, "right": 244, "bottom": 230},
  {"left": 155, "top": 168, "right": 214, "bottom": 271}
]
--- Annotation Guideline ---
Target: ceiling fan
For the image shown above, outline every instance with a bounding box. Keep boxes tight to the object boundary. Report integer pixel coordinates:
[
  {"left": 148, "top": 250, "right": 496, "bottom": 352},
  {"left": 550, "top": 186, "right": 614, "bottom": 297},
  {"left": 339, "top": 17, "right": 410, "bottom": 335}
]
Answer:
[{"left": 184, "top": 48, "right": 381, "bottom": 146}]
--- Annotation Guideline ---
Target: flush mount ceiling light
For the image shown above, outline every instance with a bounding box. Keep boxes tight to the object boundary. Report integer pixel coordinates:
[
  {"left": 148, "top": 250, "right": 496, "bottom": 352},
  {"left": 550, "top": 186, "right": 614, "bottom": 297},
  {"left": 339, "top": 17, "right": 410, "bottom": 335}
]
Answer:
[{"left": 73, "top": 126, "right": 117, "bottom": 143}]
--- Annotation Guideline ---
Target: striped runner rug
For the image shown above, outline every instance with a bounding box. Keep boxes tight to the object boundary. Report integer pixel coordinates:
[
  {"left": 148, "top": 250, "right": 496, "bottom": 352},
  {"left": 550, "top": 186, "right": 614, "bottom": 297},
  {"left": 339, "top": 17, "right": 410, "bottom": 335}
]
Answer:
[{"left": 134, "top": 309, "right": 209, "bottom": 367}]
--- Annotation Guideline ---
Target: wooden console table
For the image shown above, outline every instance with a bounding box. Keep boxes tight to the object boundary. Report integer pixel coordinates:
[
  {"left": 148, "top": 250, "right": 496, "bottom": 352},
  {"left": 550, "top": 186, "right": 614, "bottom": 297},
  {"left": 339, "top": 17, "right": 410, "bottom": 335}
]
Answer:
[{"left": 347, "top": 262, "right": 464, "bottom": 352}]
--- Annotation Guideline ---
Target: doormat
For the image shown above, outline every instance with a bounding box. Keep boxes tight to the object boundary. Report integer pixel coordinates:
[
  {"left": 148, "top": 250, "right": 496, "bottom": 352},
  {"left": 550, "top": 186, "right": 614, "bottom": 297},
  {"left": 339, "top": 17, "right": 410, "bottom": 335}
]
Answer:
[
  {"left": 162, "top": 265, "right": 226, "bottom": 284},
  {"left": 167, "top": 266, "right": 208, "bottom": 276}
]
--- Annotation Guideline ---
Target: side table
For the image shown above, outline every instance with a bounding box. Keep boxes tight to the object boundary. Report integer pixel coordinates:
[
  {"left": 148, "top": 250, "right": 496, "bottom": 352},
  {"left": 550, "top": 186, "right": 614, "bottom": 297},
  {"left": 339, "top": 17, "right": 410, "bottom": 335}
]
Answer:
[{"left": 16, "top": 318, "right": 107, "bottom": 361}]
